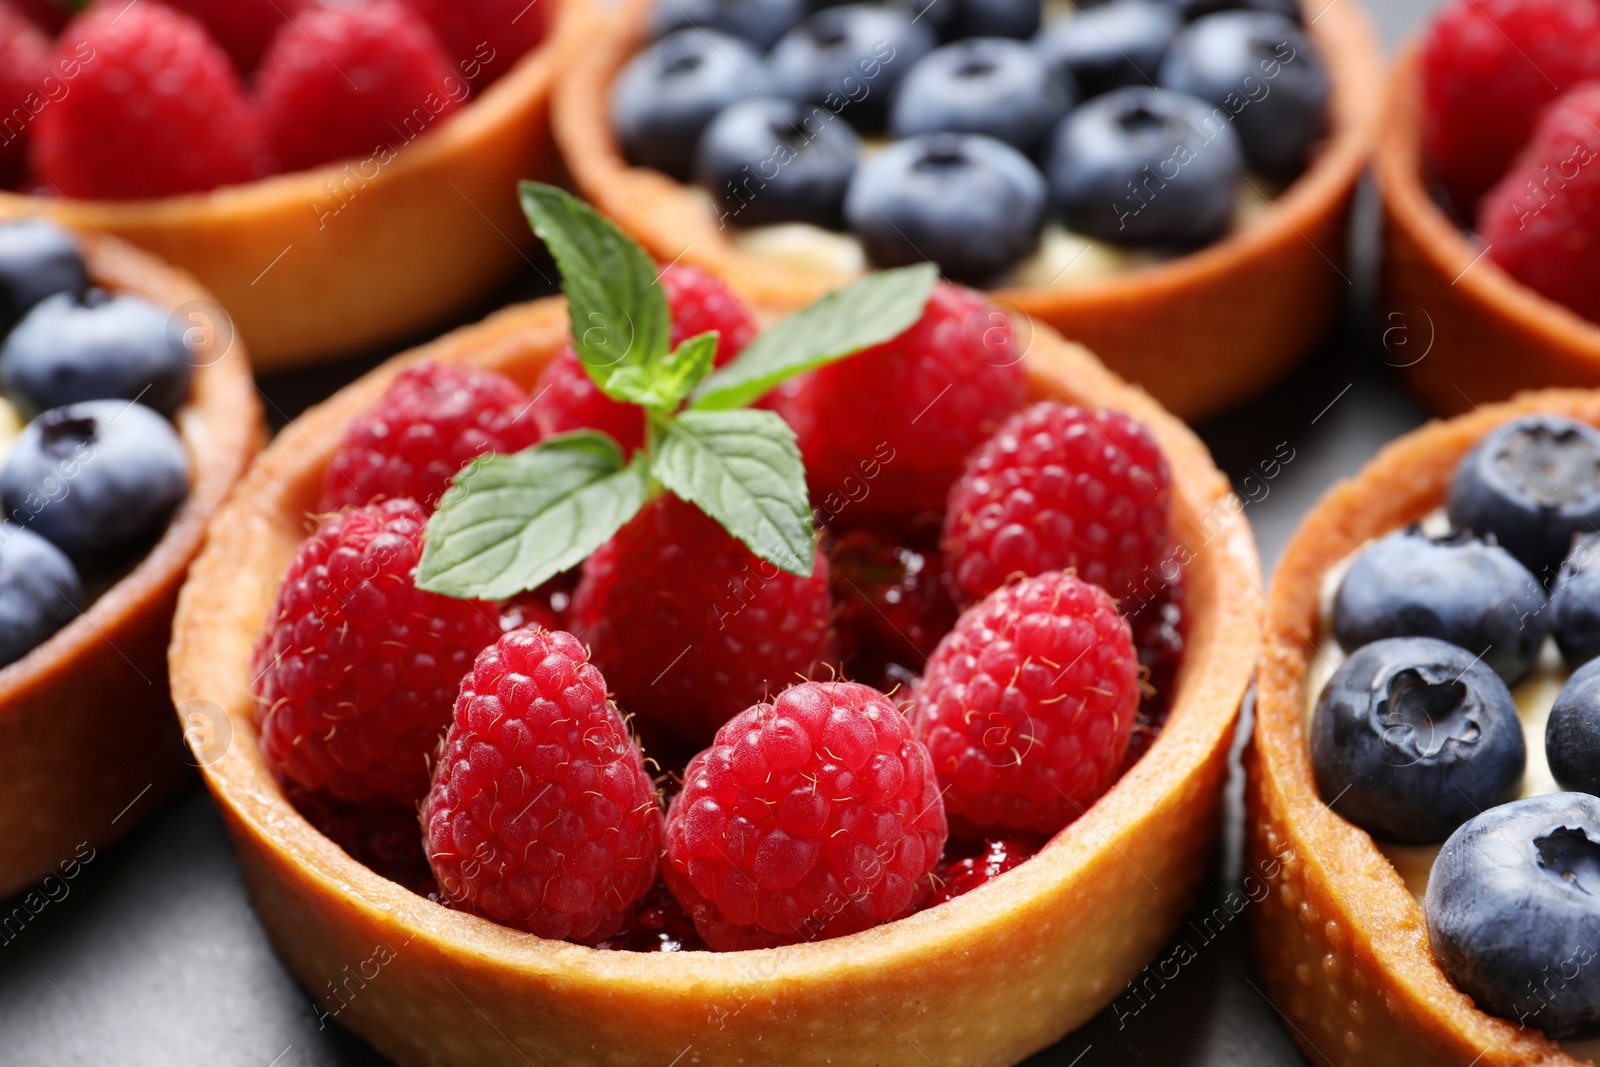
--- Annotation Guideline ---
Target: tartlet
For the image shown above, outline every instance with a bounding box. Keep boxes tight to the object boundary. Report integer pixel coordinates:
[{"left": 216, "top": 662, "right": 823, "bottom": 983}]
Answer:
[
  {"left": 1378, "top": 50, "right": 1600, "bottom": 417},
  {"left": 1247, "top": 390, "right": 1600, "bottom": 1067},
  {"left": 551, "top": 0, "right": 1383, "bottom": 421},
  {"left": 0, "top": 2, "right": 584, "bottom": 372},
  {"left": 170, "top": 297, "right": 1261, "bottom": 1066},
  {"left": 0, "top": 233, "right": 260, "bottom": 899}
]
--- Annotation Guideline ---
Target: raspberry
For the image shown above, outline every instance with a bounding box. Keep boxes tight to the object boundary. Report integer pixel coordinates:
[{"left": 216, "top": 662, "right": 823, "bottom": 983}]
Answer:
[
  {"left": 1479, "top": 84, "right": 1600, "bottom": 325},
  {"left": 32, "top": 1, "right": 263, "bottom": 199},
  {"left": 828, "top": 524, "right": 959, "bottom": 689},
  {"left": 255, "top": 0, "right": 463, "bottom": 173},
  {"left": 663, "top": 680, "right": 947, "bottom": 950},
  {"left": 593, "top": 881, "right": 706, "bottom": 952},
  {"left": 398, "top": 0, "right": 552, "bottom": 88},
  {"left": 284, "top": 783, "right": 436, "bottom": 898},
  {"left": 319, "top": 361, "right": 541, "bottom": 512},
  {"left": 927, "top": 836, "right": 1039, "bottom": 906},
  {"left": 498, "top": 570, "right": 579, "bottom": 634},
  {"left": 421, "top": 627, "right": 663, "bottom": 944},
  {"left": 571, "top": 493, "right": 835, "bottom": 744},
  {"left": 1421, "top": 0, "right": 1600, "bottom": 214},
  {"left": 251, "top": 499, "right": 501, "bottom": 806},
  {"left": 944, "top": 401, "right": 1172, "bottom": 607},
  {"left": 914, "top": 571, "right": 1140, "bottom": 836},
  {"left": 9, "top": 0, "right": 64, "bottom": 33},
  {"left": 162, "top": 0, "right": 307, "bottom": 72},
  {"left": 774, "top": 283, "right": 1025, "bottom": 526},
  {"left": 531, "top": 263, "right": 757, "bottom": 454},
  {"left": 0, "top": 2, "right": 50, "bottom": 186}
]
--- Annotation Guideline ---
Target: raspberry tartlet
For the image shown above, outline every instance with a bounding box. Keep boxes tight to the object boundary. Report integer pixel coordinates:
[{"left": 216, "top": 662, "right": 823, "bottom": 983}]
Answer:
[
  {"left": 0, "top": 0, "right": 581, "bottom": 369},
  {"left": 553, "top": 0, "right": 1381, "bottom": 419},
  {"left": 1249, "top": 392, "right": 1600, "bottom": 1065},
  {"left": 0, "top": 221, "right": 260, "bottom": 897}
]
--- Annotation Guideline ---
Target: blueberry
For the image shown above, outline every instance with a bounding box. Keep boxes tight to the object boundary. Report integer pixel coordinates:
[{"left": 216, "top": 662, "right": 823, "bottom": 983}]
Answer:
[
  {"left": 1332, "top": 526, "right": 1548, "bottom": 686},
  {"left": 1158, "top": 11, "right": 1328, "bottom": 179},
  {"left": 1, "top": 289, "right": 195, "bottom": 420},
  {"left": 1033, "top": 0, "right": 1181, "bottom": 99},
  {"left": 0, "top": 522, "right": 80, "bottom": 668},
  {"left": 845, "top": 132, "right": 1047, "bottom": 283},
  {"left": 1427, "top": 793, "right": 1600, "bottom": 1038},
  {"left": 768, "top": 5, "right": 936, "bottom": 132},
  {"left": 888, "top": 38, "right": 1073, "bottom": 156},
  {"left": 1554, "top": 534, "right": 1600, "bottom": 666},
  {"left": 694, "top": 97, "right": 861, "bottom": 228},
  {"left": 0, "top": 401, "right": 190, "bottom": 566},
  {"left": 1549, "top": 661, "right": 1600, "bottom": 796},
  {"left": 1043, "top": 86, "right": 1242, "bottom": 248},
  {"left": 916, "top": 0, "right": 1042, "bottom": 40},
  {"left": 1311, "top": 637, "right": 1525, "bottom": 845},
  {"left": 0, "top": 220, "right": 89, "bottom": 336},
  {"left": 610, "top": 29, "right": 767, "bottom": 180},
  {"left": 652, "top": 0, "right": 806, "bottom": 48},
  {"left": 1173, "top": 0, "right": 1302, "bottom": 22},
  {"left": 1447, "top": 414, "right": 1600, "bottom": 585}
]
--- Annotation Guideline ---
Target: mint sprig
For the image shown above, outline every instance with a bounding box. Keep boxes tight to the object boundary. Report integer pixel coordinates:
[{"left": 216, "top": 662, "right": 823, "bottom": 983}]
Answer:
[{"left": 417, "top": 182, "right": 939, "bottom": 600}]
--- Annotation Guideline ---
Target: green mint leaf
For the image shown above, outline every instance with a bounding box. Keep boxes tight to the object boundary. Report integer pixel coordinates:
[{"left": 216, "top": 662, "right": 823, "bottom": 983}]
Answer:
[
  {"left": 692, "top": 263, "right": 938, "bottom": 410},
  {"left": 653, "top": 409, "right": 814, "bottom": 576},
  {"left": 603, "top": 330, "right": 719, "bottom": 413},
  {"left": 518, "top": 181, "right": 670, "bottom": 400},
  {"left": 418, "top": 431, "right": 648, "bottom": 600}
]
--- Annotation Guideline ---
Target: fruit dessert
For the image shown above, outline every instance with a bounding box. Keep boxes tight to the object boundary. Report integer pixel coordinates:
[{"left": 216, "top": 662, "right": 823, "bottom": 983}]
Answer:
[
  {"left": 554, "top": 0, "right": 1382, "bottom": 419},
  {"left": 0, "top": 218, "right": 259, "bottom": 898},
  {"left": 1379, "top": 0, "right": 1600, "bottom": 414},
  {"left": 169, "top": 185, "right": 1259, "bottom": 1066},
  {"left": 0, "top": 0, "right": 579, "bottom": 367},
  {"left": 1249, "top": 395, "right": 1600, "bottom": 1066}
]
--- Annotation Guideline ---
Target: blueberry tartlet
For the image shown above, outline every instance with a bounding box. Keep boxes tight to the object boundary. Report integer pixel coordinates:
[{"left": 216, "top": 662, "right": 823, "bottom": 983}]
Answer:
[
  {"left": 1251, "top": 396, "right": 1600, "bottom": 1065},
  {"left": 553, "top": 0, "right": 1381, "bottom": 419}
]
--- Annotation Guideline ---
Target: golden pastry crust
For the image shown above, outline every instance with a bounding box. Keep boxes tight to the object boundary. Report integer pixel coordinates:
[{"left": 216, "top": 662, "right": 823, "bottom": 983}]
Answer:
[
  {"left": 551, "top": 0, "right": 1383, "bottom": 421},
  {"left": 1380, "top": 49, "right": 1600, "bottom": 416},
  {"left": 0, "top": 234, "right": 262, "bottom": 899},
  {"left": 1247, "top": 390, "right": 1600, "bottom": 1067},
  {"left": 169, "top": 299, "right": 1261, "bottom": 1067},
  {"left": 0, "top": 2, "right": 585, "bottom": 371}
]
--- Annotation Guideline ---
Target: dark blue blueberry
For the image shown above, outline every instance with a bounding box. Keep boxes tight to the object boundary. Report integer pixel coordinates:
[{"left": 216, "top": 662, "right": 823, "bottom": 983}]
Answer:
[
  {"left": 845, "top": 132, "right": 1047, "bottom": 283},
  {"left": 1427, "top": 793, "right": 1600, "bottom": 1038},
  {"left": 888, "top": 38, "right": 1074, "bottom": 156},
  {"left": 0, "top": 220, "right": 88, "bottom": 337},
  {"left": 1043, "top": 86, "right": 1242, "bottom": 247},
  {"left": 0, "top": 522, "right": 80, "bottom": 668},
  {"left": 768, "top": 5, "right": 936, "bottom": 132},
  {"left": 1554, "top": 533, "right": 1600, "bottom": 666},
  {"left": 694, "top": 97, "right": 861, "bottom": 228},
  {"left": 1549, "top": 661, "right": 1600, "bottom": 796},
  {"left": 1, "top": 289, "right": 195, "bottom": 419},
  {"left": 920, "top": 0, "right": 1042, "bottom": 40},
  {"left": 0, "top": 400, "right": 189, "bottom": 566},
  {"left": 1311, "top": 637, "right": 1525, "bottom": 845},
  {"left": 1332, "top": 526, "right": 1548, "bottom": 686},
  {"left": 1447, "top": 414, "right": 1600, "bottom": 585},
  {"left": 610, "top": 29, "right": 767, "bottom": 180},
  {"left": 1174, "top": 0, "right": 1302, "bottom": 22},
  {"left": 1158, "top": 11, "right": 1328, "bottom": 179},
  {"left": 652, "top": 0, "right": 806, "bottom": 49},
  {"left": 1033, "top": 0, "right": 1180, "bottom": 98}
]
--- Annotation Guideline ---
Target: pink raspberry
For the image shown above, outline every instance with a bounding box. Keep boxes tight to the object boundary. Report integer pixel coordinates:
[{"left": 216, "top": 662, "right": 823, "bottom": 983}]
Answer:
[
  {"left": 251, "top": 499, "right": 501, "bottom": 805},
  {"left": 397, "top": 0, "right": 553, "bottom": 87},
  {"left": 914, "top": 571, "right": 1140, "bottom": 836},
  {"left": 319, "top": 361, "right": 541, "bottom": 512},
  {"left": 422, "top": 627, "right": 664, "bottom": 944},
  {"left": 944, "top": 401, "right": 1172, "bottom": 606},
  {"left": 663, "top": 681, "right": 947, "bottom": 950}
]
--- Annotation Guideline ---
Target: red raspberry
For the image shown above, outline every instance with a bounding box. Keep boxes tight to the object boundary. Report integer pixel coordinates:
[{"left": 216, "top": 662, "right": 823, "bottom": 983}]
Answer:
[
  {"left": 251, "top": 499, "right": 501, "bottom": 806},
  {"left": 8, "top": 0, "right": 65, "bottom": 33},
  {"left": 663, "top": 680, "right": 947, "bottom": 950},
  {"left": 161, "top": 0, "right": 307, "bottom": 73},
  {"left": 1421, "top": 0, "right": 1600, "bottom": 214},
  {"left": 398, "top": 0, "right": 553, "bottom": 88},
  {"left": 944, "top": 402, "right": 1172, "bottom": 607},
  {"left": 531, "top": 263, "right": 757, "bottom": 454},
  {"left": 0, "top": 2, "right": 50, "bottom": 186},
  {"left": 284, "top": 783, "right": 437, "bottom": 898},
  {"left": 914, "top": 571, "right": 1140, "bottom": 836},
  {"left": 927, "top": 836, "right": 1039, "bottom": 906},
  {"left": 255, "top": 0, "right": 463, "bottom": 173},
  {"left": 498, "top": 570, "right": 579, "bottom": 634},
  {"left": 593, "top": 881, "right": 706, "bottom": 952},
  {"left": 319, "top": 361, "right": 541, "bottom": 513},
  {"left": 570, "top": 493, "right": 835, "bottom": 744},
  {"left": 1479, "top": 83, "right": 1600, "bottom": 325},
  {"left": 828, "top": 525, "right": 959, "bottom": 689},
  {"left": 775, "top": 283, "right": 1025, "bottom": 526},
  {"left": 421, "top": 627, "right": 663, "bottom": 944},
  {"left": 31, "top": 1, "right": 263, "bottom": 199}
]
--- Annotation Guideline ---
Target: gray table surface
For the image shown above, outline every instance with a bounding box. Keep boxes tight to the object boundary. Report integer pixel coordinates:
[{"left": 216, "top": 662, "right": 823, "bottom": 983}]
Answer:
[{"left": 0, "top": 1, "right": 1449, "bottom": 1062}]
